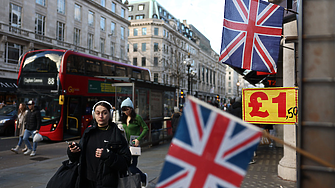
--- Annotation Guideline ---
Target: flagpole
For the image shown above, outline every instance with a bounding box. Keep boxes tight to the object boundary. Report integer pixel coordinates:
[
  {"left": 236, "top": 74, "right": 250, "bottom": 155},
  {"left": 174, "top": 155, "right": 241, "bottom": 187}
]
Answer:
[
  {"left": 262, "top": 130, "right": 335, "bottom": 169},
  {"left": 284, "top": 8, "right": 299, "bottom": 15}
]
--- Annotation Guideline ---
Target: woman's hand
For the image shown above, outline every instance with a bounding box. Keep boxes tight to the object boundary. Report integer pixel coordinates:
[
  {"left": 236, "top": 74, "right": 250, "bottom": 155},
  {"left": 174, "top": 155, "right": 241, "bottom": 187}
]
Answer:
[
  {"left": 69, "top": 142, "right": 81, "bottom": 153},
  {"left": 95, "top": 148, "right": 103, "bottom": 158},
  {"left": 134, "top": 139, "right": 140, "bottom": 147}
]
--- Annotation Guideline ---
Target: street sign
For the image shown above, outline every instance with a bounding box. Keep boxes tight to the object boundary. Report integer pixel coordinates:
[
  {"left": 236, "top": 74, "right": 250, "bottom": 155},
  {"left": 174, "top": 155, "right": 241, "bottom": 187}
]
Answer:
[{"left": 242, "top": 87, "right": 298, "bottom": 124}]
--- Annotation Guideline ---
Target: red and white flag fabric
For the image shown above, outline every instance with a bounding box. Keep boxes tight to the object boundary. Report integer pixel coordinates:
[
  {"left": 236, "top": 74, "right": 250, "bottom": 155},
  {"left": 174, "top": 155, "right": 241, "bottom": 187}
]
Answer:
[{"left": 157, "top": 96, "right": 262, "bottom": 188}]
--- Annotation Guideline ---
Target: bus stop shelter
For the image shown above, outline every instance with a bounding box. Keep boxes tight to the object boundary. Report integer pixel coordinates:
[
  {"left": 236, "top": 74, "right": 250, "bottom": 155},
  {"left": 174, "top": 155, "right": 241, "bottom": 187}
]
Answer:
[{"left": 95, "top": 77, "right": 177, "bottom": 145}]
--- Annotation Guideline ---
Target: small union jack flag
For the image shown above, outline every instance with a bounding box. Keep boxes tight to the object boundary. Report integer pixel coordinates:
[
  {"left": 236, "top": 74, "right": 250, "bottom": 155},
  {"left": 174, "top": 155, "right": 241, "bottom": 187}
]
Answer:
[
  {"left": 219, "top": 0, "right": 284, "bottom": 73},
  {"left": 156, "top": 96, "right": 262, "bottom": 188}
]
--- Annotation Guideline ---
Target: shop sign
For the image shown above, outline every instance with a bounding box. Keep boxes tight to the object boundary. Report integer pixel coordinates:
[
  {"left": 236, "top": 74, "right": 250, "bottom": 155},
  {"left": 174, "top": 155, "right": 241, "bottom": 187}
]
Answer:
[{"left": 242, "top": 87, "right": 298, "bottom": 124}]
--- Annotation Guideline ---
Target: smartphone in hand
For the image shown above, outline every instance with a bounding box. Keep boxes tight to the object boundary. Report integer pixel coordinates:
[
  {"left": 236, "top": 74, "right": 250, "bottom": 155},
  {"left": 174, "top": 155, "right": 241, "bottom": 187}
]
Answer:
[{"left": 66, "top": 141, "right": 76, "bottom": 148}]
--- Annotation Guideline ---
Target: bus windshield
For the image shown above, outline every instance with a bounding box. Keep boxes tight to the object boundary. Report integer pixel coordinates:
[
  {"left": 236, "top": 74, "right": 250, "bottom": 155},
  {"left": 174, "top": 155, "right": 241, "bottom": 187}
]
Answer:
[
  {"left": 19, "top": 95, "right": 61, "bottom": 122},
  {"left": 22, "top": 51, "right": 64, "bottom": 73}
]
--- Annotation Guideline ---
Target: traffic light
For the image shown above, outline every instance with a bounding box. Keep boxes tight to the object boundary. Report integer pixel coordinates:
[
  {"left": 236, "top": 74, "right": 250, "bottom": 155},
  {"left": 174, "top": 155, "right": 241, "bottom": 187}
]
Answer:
[
  {"left": 217, "top": 95, "right": 220, "bottom": 101},
  {"left": 181, "top": 90, "right": 184, "bottom": 98}
]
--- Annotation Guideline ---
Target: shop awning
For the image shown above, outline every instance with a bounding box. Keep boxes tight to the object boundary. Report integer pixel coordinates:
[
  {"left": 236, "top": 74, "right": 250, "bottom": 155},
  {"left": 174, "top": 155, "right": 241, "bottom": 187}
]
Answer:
[
  {"left": 232, "top": 67, "right": 269, "bottom": 85},
  {"left": 0, "top": 78, "right": 18, "bottom": 92}
]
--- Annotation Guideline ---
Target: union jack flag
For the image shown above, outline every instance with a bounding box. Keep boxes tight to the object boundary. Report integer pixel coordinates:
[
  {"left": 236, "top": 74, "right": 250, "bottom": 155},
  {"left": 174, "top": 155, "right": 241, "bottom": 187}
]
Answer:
[
  {"left": 219, "top": 0, "right": 284, "bottom": 73},
  {"left": 157, "top": 96, "right": 262, "bottom": 188}
]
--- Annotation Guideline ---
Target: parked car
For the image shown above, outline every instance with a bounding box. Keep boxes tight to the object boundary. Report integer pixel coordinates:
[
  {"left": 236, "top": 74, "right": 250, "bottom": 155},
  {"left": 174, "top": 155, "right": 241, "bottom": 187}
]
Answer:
[{"left": 0, "top": 105, "right": 17, "bottom": 136}]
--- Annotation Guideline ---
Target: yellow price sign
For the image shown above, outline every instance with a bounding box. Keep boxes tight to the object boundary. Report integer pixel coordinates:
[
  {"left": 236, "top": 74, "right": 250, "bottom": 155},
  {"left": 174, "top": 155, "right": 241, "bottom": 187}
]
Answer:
[{"left": 242, "top": 87, "right": 298, "bottom": 124}]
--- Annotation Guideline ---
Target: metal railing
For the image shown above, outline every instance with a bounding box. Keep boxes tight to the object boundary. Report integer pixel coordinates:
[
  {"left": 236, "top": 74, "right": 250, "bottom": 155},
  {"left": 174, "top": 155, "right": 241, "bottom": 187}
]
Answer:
[{"left": 141, "top": 117, "right": 173, "bottom": 147}]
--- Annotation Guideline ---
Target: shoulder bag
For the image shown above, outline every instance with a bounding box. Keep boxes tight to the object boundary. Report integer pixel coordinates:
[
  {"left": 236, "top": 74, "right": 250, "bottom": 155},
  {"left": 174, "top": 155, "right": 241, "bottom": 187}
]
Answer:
[
  {"left": 46, "top": 159, "right": 79, "bottom": 188},
  {"left": 118, "top": 168, "right": 141, "bottom": 188}
]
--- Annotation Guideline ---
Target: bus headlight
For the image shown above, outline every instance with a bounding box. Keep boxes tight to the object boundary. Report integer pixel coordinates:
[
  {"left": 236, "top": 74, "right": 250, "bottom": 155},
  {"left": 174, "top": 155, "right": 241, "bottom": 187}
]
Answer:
[{"left": 51, "top": 123, "right": 57, "bottom": 131}]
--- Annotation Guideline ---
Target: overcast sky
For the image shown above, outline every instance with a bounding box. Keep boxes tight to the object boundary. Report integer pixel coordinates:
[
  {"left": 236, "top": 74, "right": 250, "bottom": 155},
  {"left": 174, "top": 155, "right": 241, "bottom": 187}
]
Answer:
[{"left": 128, "top": 0, "right": 225, "bottom": 54}]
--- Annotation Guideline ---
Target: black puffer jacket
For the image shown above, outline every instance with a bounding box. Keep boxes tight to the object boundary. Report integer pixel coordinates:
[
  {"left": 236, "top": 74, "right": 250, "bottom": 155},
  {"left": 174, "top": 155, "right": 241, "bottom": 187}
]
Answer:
[
  {"left": 67, "top": 122, "right": 131, "bottom": 188},
  {"left": 228, "top": 97, "right": 242, "bottom": 119},
  {"left": 25, "top": 107, "right": 41, "bottom": 131}
]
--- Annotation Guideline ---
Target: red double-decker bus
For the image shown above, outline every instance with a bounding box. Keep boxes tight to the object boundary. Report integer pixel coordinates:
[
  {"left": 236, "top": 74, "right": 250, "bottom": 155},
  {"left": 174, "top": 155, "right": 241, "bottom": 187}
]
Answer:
[{"left": 16, "top": 49, "right": 151, "bottom": 141}]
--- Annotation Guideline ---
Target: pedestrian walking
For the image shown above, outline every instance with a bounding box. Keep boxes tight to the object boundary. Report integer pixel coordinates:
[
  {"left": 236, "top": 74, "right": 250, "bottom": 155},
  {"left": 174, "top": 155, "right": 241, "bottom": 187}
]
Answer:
[
  {"left": 227, "top": 97, "right": 242, "bottom": 118},
  {"left": 265, "top": 124, "right": 276, "bottom": 147},
  {"left": 11, "top": 103, "right": 28, "bottom": 153},
  {"left": 23, "top": 100, "right": 41, "bottom": 156},
  {"left": 120, "top": 97, "right": 149, "bottom": 188},
  {"left": 171, "top": 107, "right": 183, "bottom": 135},
  {"left": 67, "top": 101, "right": 131, "bottom": 188},
  {"left": 221, "top": 103, "right": 228, "bottom": 111}
]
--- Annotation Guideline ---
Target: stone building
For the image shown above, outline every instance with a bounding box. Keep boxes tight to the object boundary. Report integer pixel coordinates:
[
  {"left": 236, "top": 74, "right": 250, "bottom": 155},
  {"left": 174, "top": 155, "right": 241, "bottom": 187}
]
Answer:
[
  {"left": 0, "top": 0, "right": 129, "bottom": 103},
  {"left": 225, "top": 66, "right": 240, "bottom": 100},
  {"left": 127, "top": 0, "right": 226, "bottom": 104}
]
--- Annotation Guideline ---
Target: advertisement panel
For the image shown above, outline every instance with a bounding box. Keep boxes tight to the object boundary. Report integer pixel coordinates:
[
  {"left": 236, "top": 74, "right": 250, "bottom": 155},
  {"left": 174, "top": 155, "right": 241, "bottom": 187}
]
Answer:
[{"left": 243, "top": 87, "right": 298, "bottom": 124}]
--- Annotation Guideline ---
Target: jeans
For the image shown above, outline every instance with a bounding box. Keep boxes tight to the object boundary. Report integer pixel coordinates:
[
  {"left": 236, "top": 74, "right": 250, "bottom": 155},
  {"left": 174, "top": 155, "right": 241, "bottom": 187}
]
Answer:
[
  {"left": 23, "top": 129, "right": 37, "bottom": 151},
  {"left": 129, "top": 156, "right": 146, "bottom": 183},
  {"left": 17, "top": 136, "right": 23, "bottom": 147}
]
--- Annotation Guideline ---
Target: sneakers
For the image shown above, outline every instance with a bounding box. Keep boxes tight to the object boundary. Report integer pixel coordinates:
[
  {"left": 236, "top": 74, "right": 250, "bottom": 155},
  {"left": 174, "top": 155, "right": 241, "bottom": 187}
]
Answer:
[
  {"left": 11, "top": 146, "right": 19, "bottom": 154},
  {"left": 22, "top": 147, "right": 28, "bottom": 152},
  {"left": 23, "top": 149, "right": 32, "bottom": 155},
  {"left": 249, "top": 159, "right": 256, "bottom": 165},
  {"left": 142, "top": 173, "right": 148, "bottom": 188},
  {"left": 30, "top": 151, "right": 36, "bottom": 157}
]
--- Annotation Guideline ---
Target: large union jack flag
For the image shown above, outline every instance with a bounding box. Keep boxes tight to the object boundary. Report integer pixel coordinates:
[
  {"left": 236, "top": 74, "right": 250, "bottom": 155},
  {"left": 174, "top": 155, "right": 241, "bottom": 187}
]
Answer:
[
  {"left": 156, "top": 96, "right": 262, "bottom": 188},
  {"left": 219, "top": 0, "right": 284, "bottom": 73}
]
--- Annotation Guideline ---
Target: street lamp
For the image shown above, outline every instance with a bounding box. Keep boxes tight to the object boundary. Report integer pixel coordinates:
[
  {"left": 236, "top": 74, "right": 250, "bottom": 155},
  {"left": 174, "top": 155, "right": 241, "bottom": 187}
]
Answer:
[
  {"left": 236, "top": 81, "right": 240, "bottom": 97},
  {"left": 190, "top": 70, "right": 196, "bottom": 96},
  {"left": 183, "top": 58, "right": 192, "bottom": 95}
]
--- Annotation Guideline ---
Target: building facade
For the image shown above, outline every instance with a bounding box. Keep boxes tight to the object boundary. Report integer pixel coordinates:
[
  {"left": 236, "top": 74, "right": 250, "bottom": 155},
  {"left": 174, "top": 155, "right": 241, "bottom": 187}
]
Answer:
[
  {"left": 225, "top": 66, "right": 239, "bottom": 100},
  {"left": 127, "top": 0, "right": 226, "bottom": 104},
  {"left": 0, "top": 0, "right": 130, "bottom": 103}
]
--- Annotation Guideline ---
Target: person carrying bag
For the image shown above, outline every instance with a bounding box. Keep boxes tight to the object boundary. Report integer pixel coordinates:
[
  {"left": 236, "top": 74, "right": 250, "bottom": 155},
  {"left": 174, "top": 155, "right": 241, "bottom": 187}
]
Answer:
[
  {"left": 120, "top": 97, "right": 149, "bottom": 187},
  {"left": 47, "top": 101, "right": 131, "bottom": 188}
]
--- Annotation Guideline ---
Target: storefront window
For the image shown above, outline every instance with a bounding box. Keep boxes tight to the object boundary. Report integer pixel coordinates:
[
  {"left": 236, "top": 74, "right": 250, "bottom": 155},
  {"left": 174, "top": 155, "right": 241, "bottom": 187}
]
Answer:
[
  {"left": 164, "top": 91, "right": 174, "bottom": 117},
  {"left": 135, "top": 88, "right": 150, "bottom": 121}
]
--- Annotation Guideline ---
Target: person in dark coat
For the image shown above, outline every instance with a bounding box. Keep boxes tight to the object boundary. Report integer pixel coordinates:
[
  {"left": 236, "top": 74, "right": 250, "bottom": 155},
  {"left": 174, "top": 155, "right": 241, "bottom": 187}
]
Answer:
[
  {"left": 67, "top": 101, "right": 131, "bottom": 188},
  {"left": 227, "top": 97, "right": 242, "bottom": 119},
  {"left": 171, "top": 107, "right": 183, "bottom": 135},
  {"left": 23, "top": 100, "right": 41, "bottom": 156}
]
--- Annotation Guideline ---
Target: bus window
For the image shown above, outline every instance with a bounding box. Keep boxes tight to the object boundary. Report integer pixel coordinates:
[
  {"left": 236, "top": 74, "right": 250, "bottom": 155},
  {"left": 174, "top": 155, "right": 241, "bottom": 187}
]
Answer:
[
  {"left": 115, "top": 66, "right": 127, "bottom": 77},
  {"left": 132, "top": 69, "right": 142, "bottom": 79},
  {"left": 67, "top": 55, "right": 85, "bottom": 74},
  {"left": 22, "top": 51, "right": 63, "bottom": 73},
  {"left": 86, "top": 59, "right": 101, "bottom": 76},
  {"left": 143, "top": 71, "right": 150, "bottom": 81},
  {"left": 101, "top": 62, "right": 116, "bottom": 76},
  {"left": 127, "top": 67, "right": 132, "bottom": 78}
]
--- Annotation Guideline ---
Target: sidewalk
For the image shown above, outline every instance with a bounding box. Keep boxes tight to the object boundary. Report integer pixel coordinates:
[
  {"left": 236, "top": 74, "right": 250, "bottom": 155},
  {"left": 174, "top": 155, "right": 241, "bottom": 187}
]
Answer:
[
  {"left": 0, "top": 140, "right": 296, "bottom": 188},
  {"left": 241, "top": 145, "right": 296, "bottom": 188},
  {"left": 147, "top": 143, "right": 297, "bottom": 188}
]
